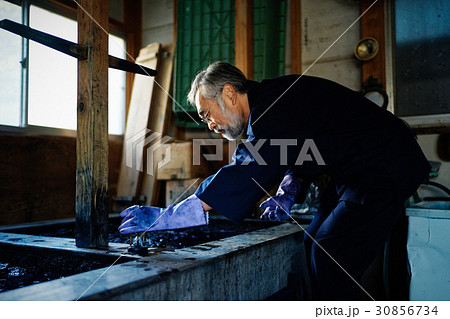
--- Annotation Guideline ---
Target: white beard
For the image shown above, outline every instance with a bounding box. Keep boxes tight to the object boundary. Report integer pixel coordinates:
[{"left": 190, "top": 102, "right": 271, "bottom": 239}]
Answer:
[{"left": 215, "top": 98, "right": 246, "bottom": 140}]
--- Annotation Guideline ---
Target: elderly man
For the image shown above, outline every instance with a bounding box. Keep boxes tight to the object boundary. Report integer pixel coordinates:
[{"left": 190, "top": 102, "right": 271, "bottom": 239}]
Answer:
[{"left": 119, "top": 62, "right": 430, "bottom": 300}]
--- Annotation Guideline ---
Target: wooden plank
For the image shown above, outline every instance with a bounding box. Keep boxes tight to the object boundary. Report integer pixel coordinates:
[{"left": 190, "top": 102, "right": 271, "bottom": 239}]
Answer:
[
  {"left": 235, "top": 0, "right": 254, "bottom": 79},
  {"left": 360, "top": 0, "right": 385, "bottom": 88},
  {"left": 116, "top": 43, "right": 162, "bottom": 199},
  {"left": 0, "top": 232, "right": 130, "bottom": 257},
  {"left": 124, "top": 0, "right": 143, "bottom": 118},
  {"left": 290, "top": 0, "right": 302, "bottom": 74},
  {"left": 75, "top": 0, "right": 109, "bottom": 248},
  {"left": 139, "top": 43, "right": 175, "bottom": 206}
]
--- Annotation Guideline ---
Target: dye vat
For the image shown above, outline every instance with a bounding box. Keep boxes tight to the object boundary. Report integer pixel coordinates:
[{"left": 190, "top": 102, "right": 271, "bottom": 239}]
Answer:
[
  {"left": 0, "top": 242, "right": 135, "bottom": 293},
  {"left": 1, "top": 216, "right": 279, "bottom": 249},
  {"left": 0, "top": 218, "right": 310, "bottom": 300}
]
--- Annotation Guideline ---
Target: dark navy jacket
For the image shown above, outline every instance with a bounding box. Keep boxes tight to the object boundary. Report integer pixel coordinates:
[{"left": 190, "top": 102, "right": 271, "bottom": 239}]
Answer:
[{"left": 195, "top": 75, "right": 430, "bottom": 223}]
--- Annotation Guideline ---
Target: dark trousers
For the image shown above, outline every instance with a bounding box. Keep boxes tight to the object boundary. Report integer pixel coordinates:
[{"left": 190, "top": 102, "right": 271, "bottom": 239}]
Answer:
[{"left": 304, "top": 174, "right": 405, "bottom": 300}]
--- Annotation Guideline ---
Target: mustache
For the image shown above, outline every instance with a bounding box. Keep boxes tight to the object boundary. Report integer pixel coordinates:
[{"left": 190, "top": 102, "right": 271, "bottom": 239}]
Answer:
[{"left": 214, "top": 125, "right": 226, "bottom": 134}]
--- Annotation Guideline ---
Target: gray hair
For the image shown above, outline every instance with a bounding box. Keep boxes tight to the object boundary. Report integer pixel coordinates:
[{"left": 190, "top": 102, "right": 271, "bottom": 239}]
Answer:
[{"left": 187, "top": 61, "right": 248, "bottom": 107}]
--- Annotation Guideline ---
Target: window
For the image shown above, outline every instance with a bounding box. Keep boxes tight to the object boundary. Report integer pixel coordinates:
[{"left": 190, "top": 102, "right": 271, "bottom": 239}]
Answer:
[
  {"left": 108, "top": 34, "right": 127, "bottom": 135},
  {"left": 28, "top": 5, "right": 78, "bottom": 130},
  {"left": 0, "top": 1, "right": 127, "bottom": 135},
  {"left": 0, "top": 0, "right": 21, "bottom": 127},
  {"left": 392, "top": 0, "right": 450, "bottom": 120}
]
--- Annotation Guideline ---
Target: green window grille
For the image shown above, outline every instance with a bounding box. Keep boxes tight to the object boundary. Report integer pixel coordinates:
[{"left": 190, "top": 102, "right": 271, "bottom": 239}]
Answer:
[
  {"left": 253, "top": 0, "right": 286, "bottom": 81},
  {"left": 174, "top": 0, "right": 286, "bottom": 127},
  {"left": 174, "top": 0, "right": 235, "bottom": 128}
]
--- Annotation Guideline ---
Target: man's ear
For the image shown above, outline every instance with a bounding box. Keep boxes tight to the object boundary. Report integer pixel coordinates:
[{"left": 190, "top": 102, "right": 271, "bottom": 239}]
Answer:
[{"left": 223, "top": 83, "right": 237, "bottom": 104}]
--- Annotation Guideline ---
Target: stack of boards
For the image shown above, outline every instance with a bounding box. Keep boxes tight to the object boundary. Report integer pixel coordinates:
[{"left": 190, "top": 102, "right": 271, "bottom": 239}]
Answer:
[{"left": 116, "top": 42, "right": 174, "bottom": 208}]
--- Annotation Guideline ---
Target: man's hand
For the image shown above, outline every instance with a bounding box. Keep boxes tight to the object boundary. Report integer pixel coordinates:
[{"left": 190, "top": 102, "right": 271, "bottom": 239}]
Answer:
[
  {"left": 259, "top": 174, "right": 301, "bottom": 222},
  {"left": 118, "top": 194, "right": 208, "bottom": 235}
]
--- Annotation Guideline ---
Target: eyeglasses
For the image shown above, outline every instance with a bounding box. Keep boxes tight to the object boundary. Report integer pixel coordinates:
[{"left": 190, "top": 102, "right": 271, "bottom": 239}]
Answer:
[
  {"left": 198, "top": 92, "right": 219, "bottom": 124},
  {"left": 199, "top": 100, "right": 214, "bottom": 124}
]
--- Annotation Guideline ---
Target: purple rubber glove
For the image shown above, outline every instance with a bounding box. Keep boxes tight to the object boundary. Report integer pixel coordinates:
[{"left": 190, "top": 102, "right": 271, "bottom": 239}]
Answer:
[
  {"left": 259, "top": 174, "right": 301, "bottom": 221},
  {"left": 118, "top": 194, "right": 208, "bottom": 235}
]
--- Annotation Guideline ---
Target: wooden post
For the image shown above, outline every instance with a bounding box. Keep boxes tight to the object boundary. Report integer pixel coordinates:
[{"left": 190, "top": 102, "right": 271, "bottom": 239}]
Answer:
[
  {"left": 235, "top": 0, "right": 254, "bottom": 79},
  {"left": 76, "top": 0, "right": 109, "bottom": 248},
  {"left": 290, "top": 0, "right": 302, "bottom": 74},
  {"left": 360, "top": 0, "right": 385, "bottom": 88}
]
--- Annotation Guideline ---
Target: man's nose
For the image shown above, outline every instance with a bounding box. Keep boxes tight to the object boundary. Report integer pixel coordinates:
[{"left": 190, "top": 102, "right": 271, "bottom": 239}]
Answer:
[{"left": 208, "top": 121, "right": 216, "bottom": 131}]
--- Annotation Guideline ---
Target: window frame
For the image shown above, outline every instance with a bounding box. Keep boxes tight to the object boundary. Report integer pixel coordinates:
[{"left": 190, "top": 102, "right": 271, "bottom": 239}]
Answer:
[
  {"left": 385, "top": 1, "right": 450, "bottom": 131},
  {"left": 0, "top": 0, "right": 129, "bottom": 140}
]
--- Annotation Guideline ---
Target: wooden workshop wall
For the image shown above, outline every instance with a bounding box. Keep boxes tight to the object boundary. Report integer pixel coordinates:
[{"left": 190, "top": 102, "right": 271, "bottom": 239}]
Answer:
[
  {"left": 142, "top": 0, "right": 174, "bottom": 47},
  {"left": 298, "top": 0, "right": 361, "bottom": 91},
  {"left": 0, "top": 0, "right": 140, "bottom": 226},
  {"left": 0, "top": 135, "right": 123, "bottom": 226}
]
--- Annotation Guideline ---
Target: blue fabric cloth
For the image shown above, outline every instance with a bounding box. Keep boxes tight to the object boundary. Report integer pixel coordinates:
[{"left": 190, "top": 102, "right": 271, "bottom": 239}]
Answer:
[{"left": 195, "top": 75, "right": 430, "bottom": 222}]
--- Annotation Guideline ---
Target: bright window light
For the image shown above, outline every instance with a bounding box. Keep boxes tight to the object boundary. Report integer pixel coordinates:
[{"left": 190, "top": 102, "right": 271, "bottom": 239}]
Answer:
[
  {"left": 28, "top": 5, "right": 78, "bottom": 130},
  {"left": 109, "top": 34, "right": 126, "bottom": 135},
  {"left": 0, "top": 1, "right": 22, "bottom": 127},
  {"left": 27, "top": 5, "right": 126, "bottom": 135}
]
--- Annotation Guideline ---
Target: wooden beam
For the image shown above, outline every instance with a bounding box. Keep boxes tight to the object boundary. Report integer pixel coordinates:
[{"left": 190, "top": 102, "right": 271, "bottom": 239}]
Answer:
[
  {"left": 76, "top": 0, "right": 109, "bottom": 248},
  {"left": 290, "top": 0, "right": 302, "bottom": 74},
  {"left": 172, "top": 0, "right": 187, "bottom": 141},
  {"left": 360, "top": 0, "right": 385, "bottom": 88},
  {"left": 235, "top": 0, "right": 254, "bottom": 79},
  {"left": 124, "top": 0, "right": 142, "bottom": 60},
  {"left": 125, "top": 32, "right": 135, "bottom": 120}
]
